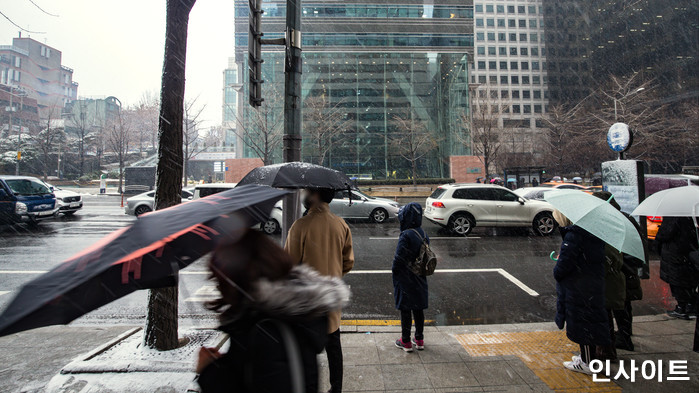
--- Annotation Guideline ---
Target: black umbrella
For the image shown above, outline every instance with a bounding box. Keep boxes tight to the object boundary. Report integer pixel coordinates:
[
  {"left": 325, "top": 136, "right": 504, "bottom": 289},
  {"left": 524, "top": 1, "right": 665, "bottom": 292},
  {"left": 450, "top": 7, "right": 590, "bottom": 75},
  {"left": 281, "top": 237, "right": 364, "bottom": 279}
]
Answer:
[
  {"left": 237, "top": 162, "right": 353, "bottom": 190},
  {"left": 0, "top": 184, "right": 289, "bottom": 337}
]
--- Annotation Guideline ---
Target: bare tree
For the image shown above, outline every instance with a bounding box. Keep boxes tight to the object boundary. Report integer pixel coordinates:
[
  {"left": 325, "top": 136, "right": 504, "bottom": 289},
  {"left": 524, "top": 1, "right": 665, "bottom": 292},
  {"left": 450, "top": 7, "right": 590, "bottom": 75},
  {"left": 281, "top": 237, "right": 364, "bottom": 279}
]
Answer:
[
  {"left": 391, "top": 111, "right": 438, "bottom": 186},
  {"left": 68, "top": 101, "right": 93, "bottom": 177},
  {"left": 106, "top": 110, "right": 131, "bottom": 193},
  {"left": 459, "top": 87, "right": 510, "bottom": 179},
  {"left": 233, "top": 89, "right": 283, "bottom": 165},
  {"left": 202, "top": 125, "right": 225, "bottom": 148},
  {"left": 183, "top": 98, "right": 206, "bottom": 185},
  {"left": 131, "top": 92, "right": 160, "bottom": 154},
  {"left": 303, "top": 95, "right": 351, "bottom": 165},
  {"left": 539, "top": 97, "right": 594, "bottom": 175},
  {"left": 145, "top": 0, "right": 196, "bottom": 351},
  {"left": 34, "top": 103, "right": 65, "bottom": 180}
]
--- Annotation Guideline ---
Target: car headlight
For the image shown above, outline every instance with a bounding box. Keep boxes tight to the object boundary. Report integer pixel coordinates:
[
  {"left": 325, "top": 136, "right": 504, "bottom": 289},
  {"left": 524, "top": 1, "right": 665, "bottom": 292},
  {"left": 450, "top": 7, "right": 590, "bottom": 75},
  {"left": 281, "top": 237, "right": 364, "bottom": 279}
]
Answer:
[
  {"left": 15, "top": 202, "right": 27, "bottom": 214},
  {"left": 390, "top": 203, "right": 400, "bottom": 208}
]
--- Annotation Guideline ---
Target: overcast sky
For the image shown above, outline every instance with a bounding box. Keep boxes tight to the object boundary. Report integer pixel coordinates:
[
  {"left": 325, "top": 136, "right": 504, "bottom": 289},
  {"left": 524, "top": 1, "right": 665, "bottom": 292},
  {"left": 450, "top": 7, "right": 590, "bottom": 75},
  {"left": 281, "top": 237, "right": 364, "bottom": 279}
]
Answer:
[{"left": 1, "top": 0, "right": 234, "bottom": 127}]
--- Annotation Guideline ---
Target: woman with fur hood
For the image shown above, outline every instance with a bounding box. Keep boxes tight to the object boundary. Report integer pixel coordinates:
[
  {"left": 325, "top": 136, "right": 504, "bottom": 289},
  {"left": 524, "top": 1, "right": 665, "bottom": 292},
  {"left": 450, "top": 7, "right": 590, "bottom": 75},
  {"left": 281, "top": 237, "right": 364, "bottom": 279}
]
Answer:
[{"left": 196, "top": 230, "right": 350, "bottom": 393}]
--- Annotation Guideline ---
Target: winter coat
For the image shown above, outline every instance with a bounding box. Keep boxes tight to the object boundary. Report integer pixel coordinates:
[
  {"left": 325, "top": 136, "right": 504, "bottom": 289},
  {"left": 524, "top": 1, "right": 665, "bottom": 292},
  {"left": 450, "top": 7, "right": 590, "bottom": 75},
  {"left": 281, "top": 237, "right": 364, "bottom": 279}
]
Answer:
[
  {"left": 621, "top": 212, "right": 645, "bottom": 301},
  {"left": 553, "top": 226, "right": 611, "bottom": 346},
  {"left": 657, "top": 217, "right": 699, "bottom": 288},
  {"left": 285, "top": 202, "right": 355, "bottom": 333},
  {"left": 392, "top": 202, "right": 429, "bottom": 311},
  {"left": 198, "top": 265, "right": 350, "bottom": 393},
  {"left": 603, "top": 244, "right": 626, "bottom": 310}
]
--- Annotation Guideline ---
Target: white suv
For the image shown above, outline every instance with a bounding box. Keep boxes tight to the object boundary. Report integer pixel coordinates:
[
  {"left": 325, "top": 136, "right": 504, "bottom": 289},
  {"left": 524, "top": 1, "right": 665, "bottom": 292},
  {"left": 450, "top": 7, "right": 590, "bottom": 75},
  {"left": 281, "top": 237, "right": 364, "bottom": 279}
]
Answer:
[{"left": 424, "top": 184, "right": 557, "bottom": 236}]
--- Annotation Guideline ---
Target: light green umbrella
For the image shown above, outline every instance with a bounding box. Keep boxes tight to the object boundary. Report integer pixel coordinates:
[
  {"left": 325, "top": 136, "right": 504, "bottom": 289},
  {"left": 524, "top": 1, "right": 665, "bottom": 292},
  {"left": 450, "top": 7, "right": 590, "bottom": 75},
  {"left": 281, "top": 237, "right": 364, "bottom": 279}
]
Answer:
[{"left": 544, "top": 189, "right": 645, "bottom": 261}]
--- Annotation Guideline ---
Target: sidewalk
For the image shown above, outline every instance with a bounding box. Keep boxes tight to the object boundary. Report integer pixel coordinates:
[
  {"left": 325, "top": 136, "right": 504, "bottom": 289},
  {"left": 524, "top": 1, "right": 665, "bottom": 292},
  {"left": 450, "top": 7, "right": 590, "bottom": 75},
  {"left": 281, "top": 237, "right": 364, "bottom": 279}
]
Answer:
[{"left": 0, "top": 315, "right": 696, "bottom": 393}]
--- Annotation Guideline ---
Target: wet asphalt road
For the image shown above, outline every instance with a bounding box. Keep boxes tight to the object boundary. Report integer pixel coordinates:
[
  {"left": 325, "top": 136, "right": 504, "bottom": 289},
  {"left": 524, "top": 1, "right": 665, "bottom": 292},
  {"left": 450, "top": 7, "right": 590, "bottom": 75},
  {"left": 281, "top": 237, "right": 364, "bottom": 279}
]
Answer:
[{"left": 0, "top": 195, "right": 672, "bottom": 327}]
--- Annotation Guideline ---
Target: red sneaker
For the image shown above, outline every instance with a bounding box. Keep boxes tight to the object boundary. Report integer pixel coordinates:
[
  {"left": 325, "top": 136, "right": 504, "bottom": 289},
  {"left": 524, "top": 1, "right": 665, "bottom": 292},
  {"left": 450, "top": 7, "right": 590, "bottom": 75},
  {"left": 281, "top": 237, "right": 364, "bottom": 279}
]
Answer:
[
  {"left": 412, "top": 338, "right": 424, "bottom": 350},
  {"left": 395, "top": 338, "right": 413, "bottom": 352}
]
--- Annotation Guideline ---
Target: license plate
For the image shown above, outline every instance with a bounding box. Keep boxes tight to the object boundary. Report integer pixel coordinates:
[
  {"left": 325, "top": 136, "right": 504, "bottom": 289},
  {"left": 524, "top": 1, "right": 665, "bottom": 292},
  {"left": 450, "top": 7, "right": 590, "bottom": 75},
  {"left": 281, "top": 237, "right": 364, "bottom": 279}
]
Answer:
[
  {"left": 70, "top": 202, "right": 80, "bottom": 208},
  {"left": 37, "top": 210, "right": 54, "bottom": 216}
]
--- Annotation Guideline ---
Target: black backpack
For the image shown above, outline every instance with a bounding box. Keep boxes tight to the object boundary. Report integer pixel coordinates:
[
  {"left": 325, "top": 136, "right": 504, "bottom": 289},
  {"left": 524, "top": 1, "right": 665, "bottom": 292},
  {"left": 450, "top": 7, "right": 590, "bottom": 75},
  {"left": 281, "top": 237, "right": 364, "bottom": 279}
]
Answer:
[{"left": 408, "top": 229, "right": 438, "bottom": 276}]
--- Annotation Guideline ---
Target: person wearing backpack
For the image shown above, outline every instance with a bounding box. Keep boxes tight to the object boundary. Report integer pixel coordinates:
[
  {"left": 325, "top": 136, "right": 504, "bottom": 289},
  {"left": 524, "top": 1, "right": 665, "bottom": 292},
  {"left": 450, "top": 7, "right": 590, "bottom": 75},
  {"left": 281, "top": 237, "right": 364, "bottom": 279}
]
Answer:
[{"left": 392, "top": 202, "right": 431, "bottom": 352}]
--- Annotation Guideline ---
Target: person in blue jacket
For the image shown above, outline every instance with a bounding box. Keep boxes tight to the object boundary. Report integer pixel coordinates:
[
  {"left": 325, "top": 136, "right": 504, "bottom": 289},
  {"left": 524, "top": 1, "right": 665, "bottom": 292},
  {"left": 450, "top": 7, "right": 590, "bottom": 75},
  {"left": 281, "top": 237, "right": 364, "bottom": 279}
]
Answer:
[
  {"left": 552, "top": 210, "right": 611, "bottom": 375},
  {"left": 392, "top": 202, "right": 429, "bottom": 352}
]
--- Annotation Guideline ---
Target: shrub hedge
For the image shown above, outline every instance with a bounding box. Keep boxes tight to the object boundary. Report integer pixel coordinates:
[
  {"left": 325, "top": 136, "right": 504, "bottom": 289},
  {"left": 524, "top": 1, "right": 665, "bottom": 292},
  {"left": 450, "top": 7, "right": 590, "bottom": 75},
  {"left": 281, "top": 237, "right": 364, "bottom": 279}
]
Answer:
[{"left": 356, "top": 178, "right": 455, "bottom": 186}]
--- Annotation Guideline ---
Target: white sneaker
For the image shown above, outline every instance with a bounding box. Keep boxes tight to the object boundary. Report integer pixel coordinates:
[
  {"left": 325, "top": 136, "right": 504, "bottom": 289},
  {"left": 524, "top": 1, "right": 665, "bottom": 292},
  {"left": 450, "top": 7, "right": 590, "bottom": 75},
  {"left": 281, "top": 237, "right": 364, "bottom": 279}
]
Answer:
[{"left": 563, "top": 356, "right": 592, "bottom": 375}]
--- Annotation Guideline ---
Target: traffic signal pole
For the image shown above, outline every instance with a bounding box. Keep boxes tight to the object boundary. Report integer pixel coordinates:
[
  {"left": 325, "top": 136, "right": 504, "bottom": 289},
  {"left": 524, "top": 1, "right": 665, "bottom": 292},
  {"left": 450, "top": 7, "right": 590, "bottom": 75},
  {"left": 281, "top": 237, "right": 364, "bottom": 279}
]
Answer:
[{"left": 281, "top": 0, "right": 303, "bottom": 244}]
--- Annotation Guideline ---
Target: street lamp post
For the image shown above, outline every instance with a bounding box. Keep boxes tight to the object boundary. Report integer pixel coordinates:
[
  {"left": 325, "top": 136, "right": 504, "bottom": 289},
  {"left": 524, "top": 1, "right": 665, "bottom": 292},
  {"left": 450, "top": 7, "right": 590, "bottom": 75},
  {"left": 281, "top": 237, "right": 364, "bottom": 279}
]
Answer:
[{"left": 613, "top": 87, "right": 645, "bottom": 122}]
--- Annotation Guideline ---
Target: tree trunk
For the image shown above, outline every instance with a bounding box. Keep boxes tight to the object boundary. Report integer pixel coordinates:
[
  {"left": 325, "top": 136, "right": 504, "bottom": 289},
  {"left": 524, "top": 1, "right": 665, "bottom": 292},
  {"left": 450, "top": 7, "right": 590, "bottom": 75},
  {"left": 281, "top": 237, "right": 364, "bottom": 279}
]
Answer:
[
  {"left": 144, "top": 0, "right": 196, "bottom": 351},
  {"left": 412, "top": 159, "right": 417, "bottom": 187}
]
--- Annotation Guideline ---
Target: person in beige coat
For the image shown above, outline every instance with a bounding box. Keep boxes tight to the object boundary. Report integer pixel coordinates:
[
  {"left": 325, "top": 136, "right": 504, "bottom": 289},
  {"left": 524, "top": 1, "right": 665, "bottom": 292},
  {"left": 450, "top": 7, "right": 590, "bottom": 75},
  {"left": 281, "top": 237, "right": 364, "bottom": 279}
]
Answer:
[{"left": 285, "top": 188, "right": 354, "bottom": 393}]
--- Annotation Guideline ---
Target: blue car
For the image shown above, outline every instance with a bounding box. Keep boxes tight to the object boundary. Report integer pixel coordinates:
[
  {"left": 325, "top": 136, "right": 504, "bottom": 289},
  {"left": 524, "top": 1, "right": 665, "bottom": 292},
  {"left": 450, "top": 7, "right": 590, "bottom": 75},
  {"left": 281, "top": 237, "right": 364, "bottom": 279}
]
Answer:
[{"left": 0, "top": 175, "right": 58, "bottom": 225}]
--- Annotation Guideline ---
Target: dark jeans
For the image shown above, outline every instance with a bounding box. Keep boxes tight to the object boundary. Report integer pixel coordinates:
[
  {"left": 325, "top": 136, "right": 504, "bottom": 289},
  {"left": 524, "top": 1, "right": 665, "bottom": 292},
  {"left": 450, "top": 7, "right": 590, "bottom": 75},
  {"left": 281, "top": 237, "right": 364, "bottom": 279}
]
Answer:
[
  {"left": 670, "top": 284, "right": 696, "bottom": 307},
  {"left": 613, "top": 300, "right": 634, "bottom": 339},
  {"left": 326, "top": 329, "right": 343, "bottom": 393},
  {"left": 400, "top": 309, "right": 425, "bottom": 342}
]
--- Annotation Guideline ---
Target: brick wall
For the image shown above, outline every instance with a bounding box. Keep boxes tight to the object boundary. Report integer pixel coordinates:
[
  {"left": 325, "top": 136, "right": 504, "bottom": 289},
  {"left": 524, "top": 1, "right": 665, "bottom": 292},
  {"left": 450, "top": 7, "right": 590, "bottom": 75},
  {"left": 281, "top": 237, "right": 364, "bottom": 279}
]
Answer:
[
  {"left": 224, "top": 158, "right": 264, "bottom": 183},
  {"left": 449, "top": 156, "right": 485, "bottom": 183}
]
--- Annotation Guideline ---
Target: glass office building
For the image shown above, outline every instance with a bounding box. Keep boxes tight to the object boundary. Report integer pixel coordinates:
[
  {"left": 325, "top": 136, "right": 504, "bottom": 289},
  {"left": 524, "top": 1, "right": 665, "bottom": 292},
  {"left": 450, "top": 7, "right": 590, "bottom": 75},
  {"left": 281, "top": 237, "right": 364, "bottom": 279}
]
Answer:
[{"left": 232, "top": 1, "right": 474, "bottom": 178}]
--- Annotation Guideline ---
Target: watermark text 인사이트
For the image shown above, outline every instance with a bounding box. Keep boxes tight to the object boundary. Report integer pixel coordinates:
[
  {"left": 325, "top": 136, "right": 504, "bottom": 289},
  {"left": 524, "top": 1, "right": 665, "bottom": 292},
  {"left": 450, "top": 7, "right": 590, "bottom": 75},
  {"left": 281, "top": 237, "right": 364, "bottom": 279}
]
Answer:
[{"left": 589, "top": 359, "right": 691, "bottom": 383}]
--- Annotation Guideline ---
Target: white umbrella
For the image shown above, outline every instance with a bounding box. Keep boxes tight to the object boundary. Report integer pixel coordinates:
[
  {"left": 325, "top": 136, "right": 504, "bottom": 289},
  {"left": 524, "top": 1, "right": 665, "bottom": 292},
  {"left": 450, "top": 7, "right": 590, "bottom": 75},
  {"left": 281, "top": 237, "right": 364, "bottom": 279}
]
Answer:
[{"left": 631, "top": 186, "right": 699, "bottom": 218}]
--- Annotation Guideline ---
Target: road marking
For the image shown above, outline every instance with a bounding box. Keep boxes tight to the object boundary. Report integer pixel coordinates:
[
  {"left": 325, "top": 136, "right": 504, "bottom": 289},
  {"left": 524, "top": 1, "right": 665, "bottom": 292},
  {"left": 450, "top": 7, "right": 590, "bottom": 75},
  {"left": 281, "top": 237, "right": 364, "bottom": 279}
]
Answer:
[
  {"left": 0, "top": 269, "right": 539, "bottom": 296},
  {"left": 349, "top": 268, "right": 539, "bottom": 297},
  {"left": 369, "top": 237, "right": 481, "bottom": 240},
  {"left": 184, "top": 285, "right": 218, "bottom": 302},
  {"left": 0, "top": 291, "right": 9, "bottom": 297},
  {"left": 341, "top": 319, "right": 435, "bottom": 326}
]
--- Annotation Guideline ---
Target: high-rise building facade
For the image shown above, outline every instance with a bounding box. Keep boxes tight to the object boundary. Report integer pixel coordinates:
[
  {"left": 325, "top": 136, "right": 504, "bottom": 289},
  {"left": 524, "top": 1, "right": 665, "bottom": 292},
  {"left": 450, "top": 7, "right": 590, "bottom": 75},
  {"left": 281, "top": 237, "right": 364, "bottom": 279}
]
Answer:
[
  {"left": 222, "top": 58, "right": 241, "bottom": 151},
  {"left": 233, "top": 1, "right": 474, "bottom": 178},
  {"left": 0, "top": 36, "right": 78, "bottom": 119},
  {"left": 470, "top": 0, "right": 549, "bottom": 165},
  {"left": 543, "top": 0, "right": 698, "bottom": 106}
]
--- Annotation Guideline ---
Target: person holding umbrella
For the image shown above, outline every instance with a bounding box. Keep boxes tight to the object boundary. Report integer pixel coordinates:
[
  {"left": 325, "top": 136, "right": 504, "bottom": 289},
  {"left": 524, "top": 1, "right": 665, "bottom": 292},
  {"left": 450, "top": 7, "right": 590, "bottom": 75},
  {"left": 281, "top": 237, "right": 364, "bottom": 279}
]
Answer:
[
  {"left": 197, "top": 230, "right": 350, "bottom": 393},
  {"left": 655, "top": 216, "right": 698, "bottom": 320},
  {"left": 552, "top": 209, "right": 610, "bottom": 374},
  {"left": 285, "top": 188, "right": 355, "bottom": 393},
  {"left": 392, "top": 202, "right": 429, "bottom": 352}
]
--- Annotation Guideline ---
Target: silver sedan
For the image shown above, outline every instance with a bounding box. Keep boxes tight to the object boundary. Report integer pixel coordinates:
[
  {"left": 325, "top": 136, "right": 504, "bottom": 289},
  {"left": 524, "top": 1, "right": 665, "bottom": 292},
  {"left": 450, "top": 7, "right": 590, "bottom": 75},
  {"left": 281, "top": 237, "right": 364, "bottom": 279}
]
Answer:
[
  {"left": 330, "top": 189, "right": 400, "bottom": 223},
  {"left": 125, "top": 189, "right": 194, "bottom": 216}
]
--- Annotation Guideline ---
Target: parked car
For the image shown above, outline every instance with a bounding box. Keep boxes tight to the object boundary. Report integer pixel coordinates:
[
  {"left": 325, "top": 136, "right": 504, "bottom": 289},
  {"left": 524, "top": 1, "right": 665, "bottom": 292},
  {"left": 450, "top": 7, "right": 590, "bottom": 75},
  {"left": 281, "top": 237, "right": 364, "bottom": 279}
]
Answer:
[
  {"left": 424, "top": 183, "right": 557, "bottom": 236},
  {"left": 539, "top": 182, "right": 587, "bottom": 190},
  {"left": 193, "top": 183, "right": 238, "bottom": 199},
  {"left": 125, "top": 189, "right": 194, "bottom": 216},
  {"left": 0, "top": 175, "right": 58, "bottom": 225},
  {"left": 512, "top": 186, "right": 553, "bottom": 201},
  {"left": 44, "top": 183, "right": 83, "bottom": 215}
]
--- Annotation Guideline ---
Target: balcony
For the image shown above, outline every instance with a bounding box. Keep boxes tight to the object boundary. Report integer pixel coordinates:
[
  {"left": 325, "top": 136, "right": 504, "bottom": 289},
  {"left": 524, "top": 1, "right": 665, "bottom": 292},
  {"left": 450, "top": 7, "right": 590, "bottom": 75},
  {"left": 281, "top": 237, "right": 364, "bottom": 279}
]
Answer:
[
  {"left": 0, "top": 45, "right": 29, "bottom": 56},
  {"left": 61, "top": 65, "right": 74, "bottom": 73}
]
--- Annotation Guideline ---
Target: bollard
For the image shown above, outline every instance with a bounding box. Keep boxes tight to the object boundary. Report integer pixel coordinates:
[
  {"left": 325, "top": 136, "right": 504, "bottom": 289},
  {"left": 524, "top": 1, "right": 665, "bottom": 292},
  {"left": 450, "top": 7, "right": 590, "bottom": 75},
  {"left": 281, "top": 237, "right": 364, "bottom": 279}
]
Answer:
[{"left": 120, "top": 193, "right": 124, "bottom": 208}]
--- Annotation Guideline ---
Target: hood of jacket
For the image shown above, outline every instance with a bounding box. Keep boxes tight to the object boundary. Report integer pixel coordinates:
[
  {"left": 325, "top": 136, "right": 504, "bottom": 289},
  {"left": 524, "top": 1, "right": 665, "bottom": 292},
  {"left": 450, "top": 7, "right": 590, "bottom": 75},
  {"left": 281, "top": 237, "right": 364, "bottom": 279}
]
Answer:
[
  {"left": 399, "top": 202, "right": 423, "bottom": 231},
  {"left": 252, "top": 264, "right": 350, "bottom": 318}
]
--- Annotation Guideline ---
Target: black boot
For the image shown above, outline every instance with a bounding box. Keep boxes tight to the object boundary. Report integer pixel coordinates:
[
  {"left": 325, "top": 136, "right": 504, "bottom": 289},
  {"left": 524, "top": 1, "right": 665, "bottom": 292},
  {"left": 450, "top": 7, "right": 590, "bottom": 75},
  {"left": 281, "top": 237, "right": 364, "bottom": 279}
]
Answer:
[
  {"left": 615, "top": 333, "right": 635, "bottom": 351},
  {"left": 686, "top": 304, "right": 697, "bottom": 319},
  {"left": 668, "top": 305, "right": 690, "bottom": 320}
]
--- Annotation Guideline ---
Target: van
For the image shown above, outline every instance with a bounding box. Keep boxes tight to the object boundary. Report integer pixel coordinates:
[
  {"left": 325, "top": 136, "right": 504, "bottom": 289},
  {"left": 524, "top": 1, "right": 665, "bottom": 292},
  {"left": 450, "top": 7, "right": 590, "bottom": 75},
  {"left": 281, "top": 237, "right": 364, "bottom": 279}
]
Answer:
[
  {"left": 192, "top": 183, "right": 238, "bottom": 199},
  {"left": 0, "top": 175, "right": 58, "bottom": 225}
]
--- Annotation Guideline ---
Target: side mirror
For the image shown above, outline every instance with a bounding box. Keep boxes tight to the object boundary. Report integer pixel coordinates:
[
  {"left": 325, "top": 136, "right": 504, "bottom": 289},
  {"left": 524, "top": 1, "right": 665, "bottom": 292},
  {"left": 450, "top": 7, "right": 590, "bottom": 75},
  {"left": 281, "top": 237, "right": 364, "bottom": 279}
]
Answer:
[
  {"left": 187, "top": 196, "right": 193, "bottom": 200},
  {"left": 49, "top": 186, "right": 55, "bottom": 192},
  {"left": 518, "top": 197, "right": 525, "bottom": 205}
]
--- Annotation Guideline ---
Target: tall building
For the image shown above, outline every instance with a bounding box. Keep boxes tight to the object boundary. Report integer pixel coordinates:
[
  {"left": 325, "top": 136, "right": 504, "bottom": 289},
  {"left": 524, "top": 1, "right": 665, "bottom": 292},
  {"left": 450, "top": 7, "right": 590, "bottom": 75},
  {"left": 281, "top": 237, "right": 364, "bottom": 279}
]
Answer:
[
  {"left": 0, "top": 35, "right": 78, "bottom": 118},
  {"left": 233, "top": 1, "right": 474, "bottom": 178},
  {"left": 470, "top": 0, "right": 549, "bottom": 166},
  {"left": 222, "top": 58, "right": 241, "bottom": 151},
  {"left": 543, "top": 0, "right": 698, "bottom": 106}
]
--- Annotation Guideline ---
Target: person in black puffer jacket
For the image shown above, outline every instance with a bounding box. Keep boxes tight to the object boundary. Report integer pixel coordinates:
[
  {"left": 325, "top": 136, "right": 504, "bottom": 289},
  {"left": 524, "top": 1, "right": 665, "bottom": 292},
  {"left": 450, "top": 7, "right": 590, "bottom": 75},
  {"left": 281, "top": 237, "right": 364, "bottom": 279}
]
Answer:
[
  {"left": 656, "top": 216, "right": 699, "bottom": 320},
  {"left": 196, "top": 230, "right": 350, "bottom": 393}
]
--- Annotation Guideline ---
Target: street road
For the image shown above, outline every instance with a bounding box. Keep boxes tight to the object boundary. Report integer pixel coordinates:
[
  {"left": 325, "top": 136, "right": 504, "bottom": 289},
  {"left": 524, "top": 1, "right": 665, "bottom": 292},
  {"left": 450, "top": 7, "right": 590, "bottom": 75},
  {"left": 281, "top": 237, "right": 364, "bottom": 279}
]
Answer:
[{"left": 0, "top": 195, "right": 672, "bottom": 327}]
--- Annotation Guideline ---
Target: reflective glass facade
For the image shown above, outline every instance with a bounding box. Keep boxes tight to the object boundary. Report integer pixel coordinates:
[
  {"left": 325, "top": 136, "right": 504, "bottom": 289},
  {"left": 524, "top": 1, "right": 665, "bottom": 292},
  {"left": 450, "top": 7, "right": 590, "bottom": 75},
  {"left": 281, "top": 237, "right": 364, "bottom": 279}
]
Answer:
[{"left": 233, "top": 1, "right": 474, "bottom": 178}]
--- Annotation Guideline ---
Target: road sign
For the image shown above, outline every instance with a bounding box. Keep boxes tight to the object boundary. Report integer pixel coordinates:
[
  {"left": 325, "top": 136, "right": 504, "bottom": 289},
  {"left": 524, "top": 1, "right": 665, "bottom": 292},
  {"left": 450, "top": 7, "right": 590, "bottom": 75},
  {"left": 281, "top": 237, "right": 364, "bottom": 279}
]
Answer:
[
  {"left": 607, "top": 122, "right": 633, "bottom": 153},
  {"left": 213, "top": 161, "right": 224, "bottom": 173}
]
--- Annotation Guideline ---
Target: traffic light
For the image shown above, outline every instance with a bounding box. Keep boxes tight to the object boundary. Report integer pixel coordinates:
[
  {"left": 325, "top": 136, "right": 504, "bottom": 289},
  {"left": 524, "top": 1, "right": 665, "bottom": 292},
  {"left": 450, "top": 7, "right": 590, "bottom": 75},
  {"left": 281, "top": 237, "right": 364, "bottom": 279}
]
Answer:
[{"left": 249, "top": 0, "right": 264, "bottom": 107}]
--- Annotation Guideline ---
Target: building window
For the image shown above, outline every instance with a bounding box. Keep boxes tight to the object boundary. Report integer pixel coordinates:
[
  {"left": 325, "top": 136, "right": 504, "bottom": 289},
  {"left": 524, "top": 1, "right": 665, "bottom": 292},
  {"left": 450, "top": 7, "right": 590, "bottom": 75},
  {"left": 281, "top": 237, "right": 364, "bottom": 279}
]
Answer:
[
  {"left": 489, "top": 61, "right": 497, "bottom": 70},
  {"left": 14, "top": 57, "right": 20, "bottom": 68},
  {"left": 475, "top": 4, "right": 483, "bottom": 13},
  {"left": 476, "top": 18, "right": 484, "bottom": 27},
  {"left": 497, "top": 18, "right": 505, "bottom": 27},
  {"left": 532, "top": 61, "right": 540, "bottom": 70},
  {"left": 521, "top": 62, "right": 529, "bottom": 70},
  {"left": 521, "top": 47, "right": 529, "bottom": 56},
  {"left": 529, "top": 6, "right": 537, "bottom": 14},
  {"left": 531, "top": 47, "right": 539, "bottom": 56},
  {"left": 541, "top": 47, "right": 546, "bottom": 56},
  {"left": 487, "top": 32, "right": 495, "bottom": 41},
  {"left": 522, "top": 75, "right": 530, "bottom": 84},
  {"left": 498, "top": 33, "right": 506, "bottom": 42},
  {"left": 489, "top": 75, "right": 498, "bottom": 84},
  {"left": 519, "top": 19, "right": 526, "bottom": 28},
  {"left": 518, "top": 6, "right": 526, "bottom": 14},
  {"left": 512, "top": 90, "right": 520, "bottom": 99},
  {"left": 533, "top": 75, "right": 541, "bottom": 85},
  {"left": 478, "top": 75, "right": 487, "bottom": 83},
  {"left": 486, "top": 19, "right": 494, "bottom": 27},
  {"left": 507, "top": 5, "right": 515, "bottom": 13},
  {"left": 533, "top": 90, "right": 542, "bottom": 99},
  {"left": 508, "top": 33, "right": 515, "bottom": 42},
  {"left": 477, "top": 61, "right": 486, "bottom": 69},
  {"left": 523, "top": 105, "right": 531, "bottom": 114},
  {"left": 520, "top": 33, "right": 527, "bottom": 42},
  {"left": 508, "top": 19, "right": 516, "bottom": 27},
  {"left": 499, "top": 47, "right": 507, "bottom": 55},
  {"left": 530, "top": 19, "right": 537, "bottom": 28},
  {"left": 486, "top": 4, "right": 494, "bottom": 13},
  {"left": 500, "top": 75, "right": 508, "bottom": 84},
  {"left": 511, "top": 75, "right": 519, "bottom": 84},
  {"left": 513, "top": 104, "right": 521, "bottom": 113},
  {"left": 477, "top": 32, "right": 485, "bottom": 41},
  {"left": 499, "top": 61, "right": 508, "bottom": 70},
  {"left": 497, "top": 5, "right": 504, "bottom": 14},
  {"left": 477, "top": 46, "right": 486, "bottom": 55},
  {"left": 488, "top": 46, "right": 496, "bottom": 55},
  {"left": 530, "top": 33, "right": 538, "bottom": 42},
  {"left": 501, "top": 90, "right": 509, "bottom": 98},
  {"left": 534, "top": 104, "right": 542, "bottom": 113},
  {"left": 510, "top": 61, "right": 518, "bottom": 70},
  {"left": 522, "top": 90, "right": 531, "bottom": 99}
]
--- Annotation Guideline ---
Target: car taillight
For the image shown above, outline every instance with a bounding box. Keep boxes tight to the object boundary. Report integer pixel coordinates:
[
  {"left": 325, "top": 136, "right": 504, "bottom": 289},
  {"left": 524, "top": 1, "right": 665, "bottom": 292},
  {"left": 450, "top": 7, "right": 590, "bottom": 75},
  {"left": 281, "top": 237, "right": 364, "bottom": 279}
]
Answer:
[
  {"left": 432, "top": 201, "right": 445, "bottom": 208},
  {"left": 648, "top": 216, "right": 663, "bottom": 223}
]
